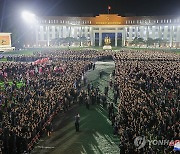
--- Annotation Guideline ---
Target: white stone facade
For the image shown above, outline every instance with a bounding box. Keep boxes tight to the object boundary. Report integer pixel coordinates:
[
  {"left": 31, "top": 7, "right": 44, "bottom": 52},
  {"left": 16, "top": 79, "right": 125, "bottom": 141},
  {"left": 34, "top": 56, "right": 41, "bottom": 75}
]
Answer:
[{"left": 32, "top": 14, "right": 180, "bottom": 48}]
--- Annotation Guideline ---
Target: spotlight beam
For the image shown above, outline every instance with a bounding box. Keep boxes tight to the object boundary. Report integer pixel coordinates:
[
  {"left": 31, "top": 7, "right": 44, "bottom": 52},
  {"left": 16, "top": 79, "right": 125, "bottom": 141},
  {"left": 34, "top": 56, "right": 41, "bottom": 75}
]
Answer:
[{"left": 21, "top": 11, "right": 36, "bottom": 24}]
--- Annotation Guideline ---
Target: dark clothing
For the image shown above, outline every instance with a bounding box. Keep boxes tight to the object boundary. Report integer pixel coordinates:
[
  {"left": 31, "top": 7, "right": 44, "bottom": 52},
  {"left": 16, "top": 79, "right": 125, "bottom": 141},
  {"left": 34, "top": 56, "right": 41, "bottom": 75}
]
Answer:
[{"left": 74, "top": 115, "right": 80, "bottom": 132}]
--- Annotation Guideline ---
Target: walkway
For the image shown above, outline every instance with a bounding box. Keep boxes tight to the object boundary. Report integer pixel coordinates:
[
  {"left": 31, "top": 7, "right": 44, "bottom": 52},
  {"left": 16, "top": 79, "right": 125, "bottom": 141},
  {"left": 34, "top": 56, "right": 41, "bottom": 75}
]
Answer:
[{"left": 32, "top": 60, "right": 119, "bottom": 154}]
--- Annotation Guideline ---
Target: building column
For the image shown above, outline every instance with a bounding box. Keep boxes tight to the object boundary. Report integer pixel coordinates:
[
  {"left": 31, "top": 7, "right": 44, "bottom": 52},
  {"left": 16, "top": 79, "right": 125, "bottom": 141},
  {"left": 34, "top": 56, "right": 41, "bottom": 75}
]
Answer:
[
  {"left": 136, "top": 26, "right": 138, "bottom": 38},
  {"left": 47, "top": 26, "right": 50, "bottom": 46},
  {"left": 122, "top": 28, "right": 126, "bottom": 46},
  {"left": 170, "top": 26, "right": 173, "bottom": 47},
  {"left": 158, "top": 26, "right": 161, "bottom": 40},
  {"left": 115, "top": 32, "right": 117, "bottom": 47},
  {"left": 90, "top": 30, "right": 94, "bottom": 46},
  {"left": 146, "top": 26, "right": 149, "bottom": 40}
]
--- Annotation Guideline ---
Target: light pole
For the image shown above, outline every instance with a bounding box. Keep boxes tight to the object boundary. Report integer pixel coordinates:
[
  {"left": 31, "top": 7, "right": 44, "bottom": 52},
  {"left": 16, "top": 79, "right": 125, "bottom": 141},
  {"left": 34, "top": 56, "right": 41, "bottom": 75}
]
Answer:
[{"left": 21, "top": 11, "right": 37, "bottom": 47}]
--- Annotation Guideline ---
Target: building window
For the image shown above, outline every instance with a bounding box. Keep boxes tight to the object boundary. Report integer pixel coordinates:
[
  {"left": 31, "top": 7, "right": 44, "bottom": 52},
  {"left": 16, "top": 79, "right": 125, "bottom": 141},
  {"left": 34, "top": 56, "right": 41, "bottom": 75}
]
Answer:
[
  {"left": 94, "top": 28, "right": 99, "bottom": 30},
  {"left": 174, "top": 27, "right": 177, "bottom": 32},
  {"left": 43, "top": 26, "right": 46, "bottom": 31},
  {"left": 168, "top": 28, "right": 170, "bottom": 32},
  {"left": 44, "top": 34, "right": 47, "bottom": 40},
  {"left": 55, "top": 34, "right": 59, "bottom": 38},
  {"left": 148, "top": 26, "right": 152, "bottom": 30}
]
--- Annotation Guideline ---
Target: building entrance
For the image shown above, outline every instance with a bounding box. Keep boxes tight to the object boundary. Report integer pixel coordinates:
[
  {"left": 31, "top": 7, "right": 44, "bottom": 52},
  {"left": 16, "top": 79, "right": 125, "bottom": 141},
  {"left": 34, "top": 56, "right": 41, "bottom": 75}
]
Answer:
[{"left": 94, "top": 31, "right": 123, "bottom": 47}]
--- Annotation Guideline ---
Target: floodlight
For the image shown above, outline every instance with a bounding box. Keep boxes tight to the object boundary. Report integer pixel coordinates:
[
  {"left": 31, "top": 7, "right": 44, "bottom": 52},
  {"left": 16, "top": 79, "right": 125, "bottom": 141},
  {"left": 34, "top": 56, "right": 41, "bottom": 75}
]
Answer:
[{"left": 22, "top": 11, "right": 36, "bottom": 24}]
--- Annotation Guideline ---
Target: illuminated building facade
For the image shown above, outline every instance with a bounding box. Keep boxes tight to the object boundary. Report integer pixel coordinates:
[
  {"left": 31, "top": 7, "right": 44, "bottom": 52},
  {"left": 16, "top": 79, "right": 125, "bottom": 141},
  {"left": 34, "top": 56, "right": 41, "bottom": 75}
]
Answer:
[{"left": 34, "top": 14, "right": 180, "bottom": 48}]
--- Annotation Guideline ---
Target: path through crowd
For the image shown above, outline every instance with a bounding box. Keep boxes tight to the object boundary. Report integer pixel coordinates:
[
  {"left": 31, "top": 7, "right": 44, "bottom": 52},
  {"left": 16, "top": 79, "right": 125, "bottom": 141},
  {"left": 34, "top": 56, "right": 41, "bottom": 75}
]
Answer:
[
  {"left": 32, "top": 60, "right": 120, "bottom": 154},
  {"left": 84, "top": 61, "right": 117, "bottom": 109}
]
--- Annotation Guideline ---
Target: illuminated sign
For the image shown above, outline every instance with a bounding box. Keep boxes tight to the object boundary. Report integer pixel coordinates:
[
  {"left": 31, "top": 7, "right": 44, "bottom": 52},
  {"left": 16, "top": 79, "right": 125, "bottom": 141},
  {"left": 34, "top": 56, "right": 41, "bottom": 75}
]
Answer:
[
  {"left": 0, "top": 35, "right": 10, "bottom": 46},
  {"left": 95, "top": 22, "right": 121, "bottom": 25}
]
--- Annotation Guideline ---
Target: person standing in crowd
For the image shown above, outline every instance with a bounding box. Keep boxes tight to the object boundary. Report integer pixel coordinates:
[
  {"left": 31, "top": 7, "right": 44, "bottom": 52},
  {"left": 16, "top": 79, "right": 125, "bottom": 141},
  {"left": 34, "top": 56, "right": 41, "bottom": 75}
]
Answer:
[
  {"left": 99, "top": 71, "right": 103, "bottom": 79},
  {"left": 93, "top": 63, "right": 96, "bottom": 70},
  {"left": 85, "top": 94, "right": 90, "bottom": 110},
  {"left": 46, "top": 121, "right": 53, "bottom": 137},
  {"left": 74, "top": 113, "right": 80, "bottom": 132},
  {"left": 104, "top": 86, "right": 109, "bottom": 96},
  {"left": 101, "top": 94, "right": 107, "bottom": 107}
]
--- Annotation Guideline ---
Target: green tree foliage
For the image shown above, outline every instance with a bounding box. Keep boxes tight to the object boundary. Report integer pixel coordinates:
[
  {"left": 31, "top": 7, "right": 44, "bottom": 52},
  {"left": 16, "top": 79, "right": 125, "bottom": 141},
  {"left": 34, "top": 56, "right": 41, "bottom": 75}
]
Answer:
[{"left": 146, "top": 38, "right": 155, "bottom": 47}]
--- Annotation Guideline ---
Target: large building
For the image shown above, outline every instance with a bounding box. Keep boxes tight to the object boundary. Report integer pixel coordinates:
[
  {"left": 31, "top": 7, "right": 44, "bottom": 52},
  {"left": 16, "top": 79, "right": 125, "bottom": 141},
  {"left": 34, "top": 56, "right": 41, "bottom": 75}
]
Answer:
[{"left": 31, "top": 14, "right": 180, "bottom": 48}]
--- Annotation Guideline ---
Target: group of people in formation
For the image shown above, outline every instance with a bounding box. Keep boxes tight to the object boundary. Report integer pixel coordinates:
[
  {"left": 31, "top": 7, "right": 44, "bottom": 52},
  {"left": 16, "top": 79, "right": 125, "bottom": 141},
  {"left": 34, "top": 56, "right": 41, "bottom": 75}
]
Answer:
[{"left": 0, "top": 49, "right": 179, "bottom": 154}]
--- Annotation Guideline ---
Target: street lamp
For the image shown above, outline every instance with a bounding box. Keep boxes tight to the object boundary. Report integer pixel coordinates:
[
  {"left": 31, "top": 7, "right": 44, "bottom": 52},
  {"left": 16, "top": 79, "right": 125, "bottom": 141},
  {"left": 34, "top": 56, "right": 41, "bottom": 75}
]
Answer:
[
  {"left": 21, "top": 11, "right": 37, "bottom": 47},
  {"left": 21, "top": 11, "right": 36, "bottom": 24}
]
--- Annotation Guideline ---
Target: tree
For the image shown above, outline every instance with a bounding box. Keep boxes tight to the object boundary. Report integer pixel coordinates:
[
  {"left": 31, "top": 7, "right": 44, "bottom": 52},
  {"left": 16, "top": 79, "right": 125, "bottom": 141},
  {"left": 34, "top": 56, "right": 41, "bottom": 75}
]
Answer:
[
  {"left": 146, "top": 38, "right": 154, "bottom": 47},
  {"left": 131, "top": 37, "right": 139, "bottom": 46},
  {"left": 154, "top": 38, "right": 163, "bottom": 47},
  {"left": 64, "top": 37, "right": 78, "bottom": 46},
  {"left": 79, "top": 36, "right": 87, "bottom": 46},
  {"left": 131, "top": 37, "right": 145, "bottom": 47},
  {"left": 162, "top": 39, "right": 168, "bottom": 47}
]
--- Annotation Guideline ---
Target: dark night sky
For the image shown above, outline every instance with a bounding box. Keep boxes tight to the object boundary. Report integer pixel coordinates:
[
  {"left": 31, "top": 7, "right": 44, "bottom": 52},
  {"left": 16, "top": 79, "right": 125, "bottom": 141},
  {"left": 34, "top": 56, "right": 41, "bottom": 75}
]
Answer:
[
  {"left": 0, "top": 0, "right": 180, "bottom": 32},
  {"left": 0, "top": 0, "right": 180, "bottom": 16}
]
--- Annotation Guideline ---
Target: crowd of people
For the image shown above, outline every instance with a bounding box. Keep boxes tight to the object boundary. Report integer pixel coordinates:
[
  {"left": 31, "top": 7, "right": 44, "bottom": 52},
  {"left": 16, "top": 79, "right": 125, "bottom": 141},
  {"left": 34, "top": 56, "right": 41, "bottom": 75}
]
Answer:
[
  {"left": 0, "top": 50, "right": 103, "bottom": 153},
  {"left": 0, "top": 49, "right": 179, "bottom": 154},
  {"left": 113, "top": 50, "right": 180, "bottom": 153}
]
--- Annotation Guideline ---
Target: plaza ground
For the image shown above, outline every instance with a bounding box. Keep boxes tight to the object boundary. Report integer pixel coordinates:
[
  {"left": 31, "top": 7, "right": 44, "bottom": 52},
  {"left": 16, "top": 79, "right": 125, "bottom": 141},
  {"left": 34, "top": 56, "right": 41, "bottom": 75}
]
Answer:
[
  {"left": 0, "top": 46, "right": 180, "bottom": 58},
  {"left": 31, "top": 61, "right": 120, "bottom": 154}
]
